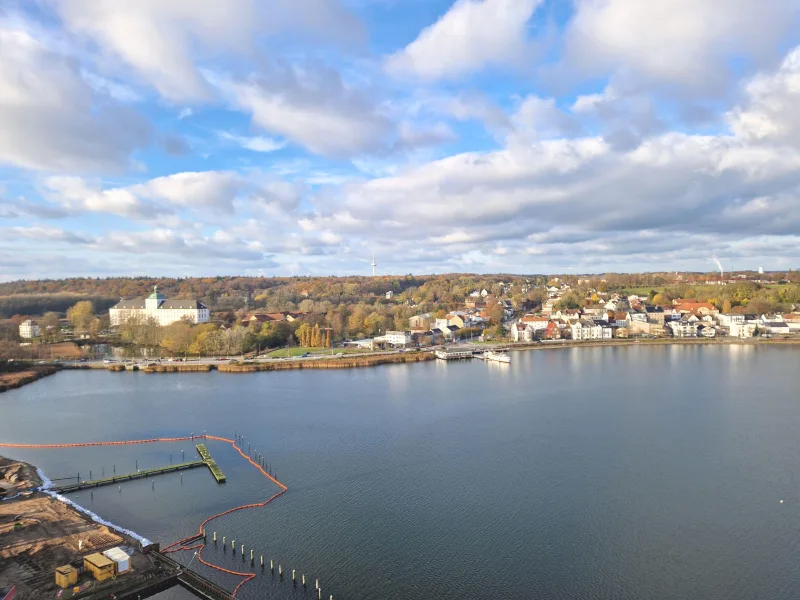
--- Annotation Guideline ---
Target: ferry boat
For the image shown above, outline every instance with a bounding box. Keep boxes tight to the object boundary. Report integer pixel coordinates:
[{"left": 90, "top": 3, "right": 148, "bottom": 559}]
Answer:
[{"left": 484, "top": 350, "right": 511, "bottom": 363}]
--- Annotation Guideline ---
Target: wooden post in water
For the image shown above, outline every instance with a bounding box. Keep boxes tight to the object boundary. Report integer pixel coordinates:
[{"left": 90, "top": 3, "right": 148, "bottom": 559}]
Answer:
[
  {"left": 316, "top": 578, "right": 319, "bottom": 590},
  {"left": 260, "top": 555, "right": 264, "bottom": 568},
  {"left": 279, "top": 565, "right": 283, "bottom": 577},
  {"left": 232, "top": 540, "right": 235, "bottom": 553},
  {"left": 292, "top": 569, "right": 296, "bottom": 583},
  {"left": 317, "top": 588, "right": 321, "bottom": 600},
  {"left": 270, "top": 559, "right": 274, "bottom": 571},
  {"left": 213, "top": 532, "right": 217, "bottom": 544},
  {"left": 302, "top": 574, "right": 306, "bottom": 587},
  {"left": 241, "top": 545, "right": 244, "bottom": 559},
  {"left": 89, "top": 470, "right": 92, "bottom": 479},
  {"left": 250, "top": 549, "right": 254, "bottom": 565}
]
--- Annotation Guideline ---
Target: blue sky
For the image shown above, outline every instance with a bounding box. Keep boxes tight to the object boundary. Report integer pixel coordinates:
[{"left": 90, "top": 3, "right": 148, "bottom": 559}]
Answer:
[{"left": 1, "top": 0, "right": 800, "bottom": 280}]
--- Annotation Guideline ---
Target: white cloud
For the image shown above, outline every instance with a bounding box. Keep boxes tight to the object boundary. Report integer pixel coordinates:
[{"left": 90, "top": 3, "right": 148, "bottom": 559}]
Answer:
[
  {"left": 727, "top": 47, "right": 800, "bottom": 146},
  {"left": 219, "top": 132, "right": 287, "bottom": 153},
  {"left": 41, "top": 170, "right": 302, "bottom": 219},
  {"left": 215, "top": 66, "right": 393, "bottom": 158},
  {"left": 54, "top": 0, "right": 363, "bottom": 101},
  {"left": 0, "top": 28, "right": 150, "bottom": 172},
  {"left": 386, "top": 0, "right": 541, "bottom": 80},
  {"left": 564, "top": 0, "right": 799, "bottom": 90}
]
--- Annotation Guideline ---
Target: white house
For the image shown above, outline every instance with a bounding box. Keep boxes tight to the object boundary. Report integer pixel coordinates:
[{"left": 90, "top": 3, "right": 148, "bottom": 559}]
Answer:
[
  {"left": 730, "top": 322, "right": 757, "bottom": 338},
  {"left": 571, "top": 320, "right": 612, "bottom": 340},
  {"left": 110, "top": 285, "right": 210, "bottom": 327},
  {"left": 668, "top": 321, "right": 698, "bottom": 337},
  {"left": 385, "top": 330, "right": 412, "bottom": 346},
  {"left": 717, "top": 313, "right": 745, "bottom": 328},
  {"left": 385, "top": 291, "right": 394, "bottom": 300},
  {"left": 511, "top": 322, "right": 536, "bottom": 342},
  {"left": 19, "top": 319, "right": 40, "bottom": 339}
]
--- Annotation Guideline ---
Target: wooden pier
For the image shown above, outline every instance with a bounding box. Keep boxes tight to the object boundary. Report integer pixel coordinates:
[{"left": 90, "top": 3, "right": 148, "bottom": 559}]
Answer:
[{"left": 196, "top": 444, "right": 226, "bottom": 482}]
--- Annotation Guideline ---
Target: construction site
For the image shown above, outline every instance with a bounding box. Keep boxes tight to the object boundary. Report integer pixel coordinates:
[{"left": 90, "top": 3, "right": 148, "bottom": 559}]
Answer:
[{"left": 0, "top": 449, "right": 240, "bottom": 600}]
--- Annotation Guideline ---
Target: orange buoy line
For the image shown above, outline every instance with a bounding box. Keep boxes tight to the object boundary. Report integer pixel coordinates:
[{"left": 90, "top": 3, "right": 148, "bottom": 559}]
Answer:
[{"left": 0, "top": 433, "right": 288, "bottom": 597}]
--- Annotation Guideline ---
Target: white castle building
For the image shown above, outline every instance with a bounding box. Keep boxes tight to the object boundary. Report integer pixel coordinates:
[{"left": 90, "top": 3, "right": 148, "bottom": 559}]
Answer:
[{"left": 109, "top": 286, "right": 210, "bottom": 327}]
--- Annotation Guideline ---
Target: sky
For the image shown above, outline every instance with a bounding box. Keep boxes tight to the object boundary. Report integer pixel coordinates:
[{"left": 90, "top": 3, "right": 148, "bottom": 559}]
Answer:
[{"left": 1, "top": 0, "right": 800, "bottom": 280}]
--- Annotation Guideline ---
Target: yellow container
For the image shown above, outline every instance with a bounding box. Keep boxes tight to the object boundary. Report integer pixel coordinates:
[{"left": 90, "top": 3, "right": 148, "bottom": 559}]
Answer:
[
  {"left": 83, "top": 553, "right": 115, "bottom": 582},
  {"left": 55, "top": 565, "right": 78, "bottom": 588}
]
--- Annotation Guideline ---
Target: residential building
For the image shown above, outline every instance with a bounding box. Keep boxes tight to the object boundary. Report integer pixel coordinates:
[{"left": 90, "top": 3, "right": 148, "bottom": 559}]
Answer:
[
  {"left": 409, "top": 313, "right": 433, "bottom": 330},
  {"left": 443, "top": 325, "right": 460, "bottom": 340},
  {"left": 19, "top": 319, "right": 40, "bottom": 339},
  {"left": 519, "top": 315, "right": 550, "bottom": 331},
  {"left": 543, "top": 321, "right": 561, "bottom": 339},
  {"left": 582, "top": 305, "right": 606, "bottom": 317},
  {"left": 730, "top": 322, "right": 757, "bottom": 338},
  {"left": 385, "top": 330, "right": 412, "bottom": 346},
  {"left": 668, "top": 321, "right": 698, "bottom": 337},
  {"left": 674, "top": 302, "right": 719, "bottom": 316},
  {"left": 644, "top": 306, "right": 666, "bottom": 324},
  {"left": 697, "top": 324, "right": 716, "bottom": 337},
  {"left": 511, "top": 322, "right": 535, "bottom": 342},
  {"left": 444, "top": 314, "right": 466, "bottom": 329},
  {"left": 717, "top": 313, "right": 745, "bottom": 328},
  {"left": 551, "top": 309, "right": 581, "bottom": 321},
  {"left": 571, "top": 320, "right": 611, "bottom": 340},
  {"left": 110, "top": 286, "right": 210, "bottom": 327},
  {"left": 760, "top": 320, "right": 792, "bottom": 335},
  {"left": 385, "top": 291, "right": 394, "bottom": 300}
]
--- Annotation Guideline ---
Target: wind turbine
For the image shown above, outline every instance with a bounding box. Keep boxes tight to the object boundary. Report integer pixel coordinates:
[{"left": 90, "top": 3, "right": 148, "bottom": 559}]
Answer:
[{"left": 371, "top": 254, "right": 377, "bottom": 277}]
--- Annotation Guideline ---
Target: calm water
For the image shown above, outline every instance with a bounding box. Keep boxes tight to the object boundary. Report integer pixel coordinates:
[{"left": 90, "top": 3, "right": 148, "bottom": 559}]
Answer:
[{"left": 2, "top": 345, "right": 800, "bottom": 600}]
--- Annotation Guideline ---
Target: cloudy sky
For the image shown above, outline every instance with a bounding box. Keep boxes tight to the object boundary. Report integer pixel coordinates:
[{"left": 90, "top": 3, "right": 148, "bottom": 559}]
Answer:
[{"left": 2, "top": 0, "right": 800, "bottom": 279}]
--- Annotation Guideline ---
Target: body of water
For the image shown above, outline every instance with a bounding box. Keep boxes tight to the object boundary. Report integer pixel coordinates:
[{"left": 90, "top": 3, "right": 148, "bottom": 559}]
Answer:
[{"left": 2, "top": 345, "right": 800, "bottom": 600}]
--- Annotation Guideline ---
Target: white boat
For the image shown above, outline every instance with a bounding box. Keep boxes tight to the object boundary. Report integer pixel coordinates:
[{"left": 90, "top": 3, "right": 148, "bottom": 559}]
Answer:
[{"left": 484, "top": 350, "right": 511, "bottom": 363}]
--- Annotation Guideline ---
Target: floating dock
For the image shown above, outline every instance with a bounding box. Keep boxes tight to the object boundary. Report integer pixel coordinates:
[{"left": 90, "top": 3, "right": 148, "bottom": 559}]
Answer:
[
  {"left": 53, "top": 461, "right": 206, "bottom": 493},
  {"left": 54, "top": 445, "right": 225, "bottom": 492},
  {"left": 196, "top": 444, "right": 226, "bottom": 483}
]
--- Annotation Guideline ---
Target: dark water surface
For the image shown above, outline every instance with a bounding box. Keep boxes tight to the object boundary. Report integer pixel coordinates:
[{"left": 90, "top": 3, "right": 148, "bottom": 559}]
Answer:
[{"left": 2, "top": 345, "right": 800, "bottom": 600}]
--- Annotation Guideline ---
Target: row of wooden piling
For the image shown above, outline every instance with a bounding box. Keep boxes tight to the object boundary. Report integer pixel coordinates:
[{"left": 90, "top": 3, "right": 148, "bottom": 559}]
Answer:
[{"left": 208, "top": 530, "right": 333, "bottom": 600}]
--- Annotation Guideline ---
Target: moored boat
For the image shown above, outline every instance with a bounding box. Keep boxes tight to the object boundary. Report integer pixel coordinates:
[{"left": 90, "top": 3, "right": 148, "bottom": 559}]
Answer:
[{"left": 484, "top": 350, "right": 511, "bottom": 363}]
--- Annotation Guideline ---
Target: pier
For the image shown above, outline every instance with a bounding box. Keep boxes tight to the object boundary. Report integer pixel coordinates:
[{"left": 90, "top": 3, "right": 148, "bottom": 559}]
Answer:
[
  {"left": 196, "top": 443, "right": 226, "bottom": 482},
  {"left": 53, "top": 461, "right": 206, "bottom": 493},
  {"left": 53, "top": 445, "right": 226, "bottom": 493}
]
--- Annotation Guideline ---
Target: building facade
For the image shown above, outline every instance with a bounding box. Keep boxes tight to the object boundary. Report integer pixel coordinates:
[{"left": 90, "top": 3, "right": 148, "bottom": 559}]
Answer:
[
  {"left": 385, "top": 330, "right": 412, "bottom": 346},
  {"left": 109, "top": 286, "right": 210, "bottom": 327},
  {"left": 19, "top": 320, "right": 40, "bottom": 339}
]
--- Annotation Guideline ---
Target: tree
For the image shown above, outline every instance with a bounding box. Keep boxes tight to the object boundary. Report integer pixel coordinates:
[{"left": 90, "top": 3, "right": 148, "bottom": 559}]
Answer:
[
  {"left": 325, "top": 329, "right": 332, "bottom": 348},
  {"left": 40, "top": 312, "right": 61, "bottom": 342},
  {"left": 652, "top": 293, "right": 666, "bottom": 306},
  {"left": 67, "top": 301, "right": 94, "bottom": 333},
  {"left": 296, "top": 323, "right": 312, "bottom": 347},
  {"left": 722, "top": 299, "right": 732, "bottom": 313}
]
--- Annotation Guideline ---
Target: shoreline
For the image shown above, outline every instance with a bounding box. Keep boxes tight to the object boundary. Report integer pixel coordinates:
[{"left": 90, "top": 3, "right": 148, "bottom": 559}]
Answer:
[
  {"left": 2, "top": 338, "right": 798, "bottom": 393},
  {"left": 506, "top": 336, "right": 800, "bottom": 352}
]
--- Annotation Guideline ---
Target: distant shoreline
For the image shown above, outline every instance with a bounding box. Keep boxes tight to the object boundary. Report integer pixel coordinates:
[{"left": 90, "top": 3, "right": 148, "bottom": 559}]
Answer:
[{"left": 2, "top": 338, "right": 798, "bottom": 393}]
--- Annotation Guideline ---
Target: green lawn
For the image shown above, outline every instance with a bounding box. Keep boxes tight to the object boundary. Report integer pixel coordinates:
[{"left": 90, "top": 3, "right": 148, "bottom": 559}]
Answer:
[{"left": 265, "top": 347, "right": 316, "bottom": 358}]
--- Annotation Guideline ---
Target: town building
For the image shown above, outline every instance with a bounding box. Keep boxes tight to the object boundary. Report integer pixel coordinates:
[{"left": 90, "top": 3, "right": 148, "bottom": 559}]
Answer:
[
  {"left": 385, "top": 330, "right": 412, "bottom": 346},
  {"left": 571, "top": 320, "right": 612, "bottom": 340},
  {"left": 409, "top": 313, "right": 433, "bottom": 330},
  {"left": 19, "top": 319, "right": 40, "bottom": 339},
  {"left": 668, "top": 320, "right": 698, "bottom": 337},
  {"left": 109, "top": 286, "right": 210, "bottom": 327}
]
